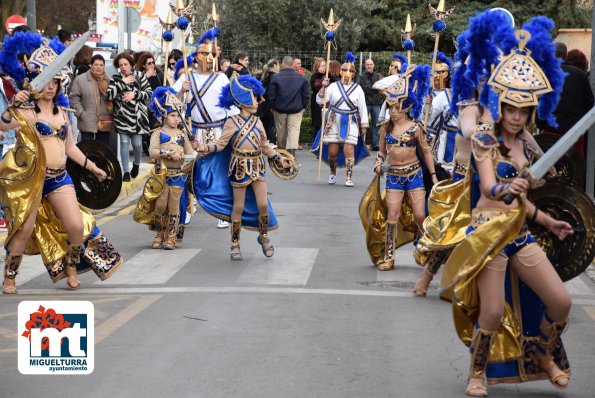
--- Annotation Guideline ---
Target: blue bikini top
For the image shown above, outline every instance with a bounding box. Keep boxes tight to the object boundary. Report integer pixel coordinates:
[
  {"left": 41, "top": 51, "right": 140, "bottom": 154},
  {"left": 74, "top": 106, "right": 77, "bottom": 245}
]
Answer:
[
  {"left": 159, "top": 131, "right": 185, "bottom": 147},
  {"left": 385, "top": 124, "right": 418, "bottom": 148},
  {"left": 36, "top": 120, "right": 68, "bottom": 140}
]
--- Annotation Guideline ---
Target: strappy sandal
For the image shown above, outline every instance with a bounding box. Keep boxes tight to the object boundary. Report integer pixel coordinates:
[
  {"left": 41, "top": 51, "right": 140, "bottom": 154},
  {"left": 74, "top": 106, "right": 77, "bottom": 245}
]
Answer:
[
  {"left": 377, "top": 261, "right": 394, "bottom": 271},
  {"left": 230, "top": 245, "right": 242, "bottom": 261},
  {"left": 257, "top": 236, "right": 274, "bottom": 258},
  {"left": 2, "top": 281, "right": 17, "bottom": 294},
  {"left": 465, "top": 377, "right": 487, "bottom": 397},
  {"left": 538, "top": 354, "right": 569, "bottom": 389},
  {"left": 412, "top": 270, "right": 433, "bottom": 297},
  {"left": 65, "top": 267, "right": 81, "bottom": 290}
]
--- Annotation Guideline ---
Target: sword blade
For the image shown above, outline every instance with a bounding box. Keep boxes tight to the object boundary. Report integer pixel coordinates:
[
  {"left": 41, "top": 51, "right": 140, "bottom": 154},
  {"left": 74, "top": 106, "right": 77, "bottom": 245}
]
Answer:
[
  {"left": 29, "top": 32, "right": 91, "bottom": 93},
  {"left": 531, "top": 106, "right": 595, "bottom": 179}
]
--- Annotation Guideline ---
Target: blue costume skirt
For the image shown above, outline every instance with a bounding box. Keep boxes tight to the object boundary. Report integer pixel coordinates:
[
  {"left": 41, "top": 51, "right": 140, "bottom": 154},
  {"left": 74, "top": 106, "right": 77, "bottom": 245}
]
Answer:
[
  {"left": 310, "top": 128, "right": 370, "bottom": 167},
  {"left": 385, "top": 162, "right": 425, "bottom": 191},
  {"left": 192, "top": 145, "right": 278, "bottom": 230},
  {"left": 43, "top": 169, "right": 74, "bottom": 196}
]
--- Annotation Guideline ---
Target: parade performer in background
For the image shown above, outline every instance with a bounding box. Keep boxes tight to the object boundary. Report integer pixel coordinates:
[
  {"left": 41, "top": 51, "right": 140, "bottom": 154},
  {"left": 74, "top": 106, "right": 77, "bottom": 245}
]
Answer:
[
  {"left": 173, "top": 27, "right": 238, "bottom": 229},
  {"left": 439, "top": 14, "right": 573, "bottom": 396},
  {"left": 311, "top": 52, "right": 369, "bottom": 187},
  {"left": 0, "top": 33, "right": 123, "bottom": 294},
  {"left": 195, "top": 75, "right": 292, "bottom": 260},
  {"left": 133, "top": 87, "right": 194, "bottom": 250},
  {"left": 372, "top": 64, "right": 437, "bottom": 271},
  {"left": 426, "top": 52, "right": 457, "bottom": 174}
]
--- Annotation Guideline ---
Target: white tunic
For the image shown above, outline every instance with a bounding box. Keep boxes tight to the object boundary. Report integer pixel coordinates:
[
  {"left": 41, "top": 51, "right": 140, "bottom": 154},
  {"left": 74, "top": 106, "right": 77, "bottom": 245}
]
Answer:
[
  {"left": 429, "top": 89, "right": 458, "bottom": 169},
  {"left": 173, "top": 71, "right": 239, "bottom": 143},
  {"left": 317, "top": 82, "right": 368, "bottom": 145}
]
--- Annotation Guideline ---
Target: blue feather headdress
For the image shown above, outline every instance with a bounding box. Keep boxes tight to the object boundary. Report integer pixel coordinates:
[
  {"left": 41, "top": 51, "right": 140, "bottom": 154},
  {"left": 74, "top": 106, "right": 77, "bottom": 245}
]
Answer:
[
  {"left": 391, "top": 54, "right": 408, "bottom": 74},
  {"left": 198, "top": 27, "right": 220, "bottom": 45},
  {"left": 435, "top": 52, "right": 453, "bottom": 72},
  {"left": 344, "top": 52, "right": 357, "bottom": 65},
  {"left": 382, "top": 64, "right": 432, "bottom": 120},
  {"left": 173, "top": 53, "right": 195, "bottom": 81},
  {"left": 483, "top": 16, "right": 564, "bottom": 126},
  {"left": 150, "top": 86, "right": 183, "bottom": 120},
  {"left": 218, "top": 75, "right": 265, "bottom": 110}
]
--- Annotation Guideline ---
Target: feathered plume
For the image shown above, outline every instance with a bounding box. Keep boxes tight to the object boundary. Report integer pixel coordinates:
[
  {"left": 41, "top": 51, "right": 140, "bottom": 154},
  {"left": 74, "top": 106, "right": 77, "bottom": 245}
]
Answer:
[
  {"left": 218, "top": 75, "right": 265, "bottom": 110},
  {"left": 450, "top": 31, "right": 474, "bottom": 115},
  {"left": 435, "top": 51, "right": 453, "bottom": 72},
  {"left": 392, "top": 53, "right": 408, "bottom": 73},
  {"left": 0, "top": 31, "right": 44, "bottom": 88},
  {"left": 198, "top": 27, "right": 219, "bottom": 45},
  {"left": 345, "top": 51, "right": 357, "bottom": 64},
  {"left": 459, "top": 9, "right": 516, "bottom": 110},
  {"left": 49, "top": 36, "right": 66, "bottom": 55},
  {"left": 55, "top": 92, "right": 69, "bottom": 108},
  {"left": 407, "top": 64, "right": 432, "bottom": 120},
  {"left": 522, "top": 16, "right": 566, "bottom": 127},
  {"left": 173, "top": 52, "right": 195, "bottom": 81}
]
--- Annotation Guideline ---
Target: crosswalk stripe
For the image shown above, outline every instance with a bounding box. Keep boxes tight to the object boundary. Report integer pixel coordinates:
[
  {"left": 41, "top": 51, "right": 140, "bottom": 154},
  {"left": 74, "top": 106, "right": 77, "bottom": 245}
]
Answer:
[
  {"left": 237, "top": 248, "right": 318, "bottom": 286},
  {"left": 16, "top": 256, "right": 47, "bottom": 285},
  {"left": 97, "top": 248, "right": 201, "bottom": 285}
]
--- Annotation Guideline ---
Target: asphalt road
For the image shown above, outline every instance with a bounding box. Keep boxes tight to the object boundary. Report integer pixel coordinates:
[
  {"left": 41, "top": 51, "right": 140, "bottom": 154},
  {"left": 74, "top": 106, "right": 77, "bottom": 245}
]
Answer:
[{"left": 1, "top": 152, "right": 594, "bottom": 398}]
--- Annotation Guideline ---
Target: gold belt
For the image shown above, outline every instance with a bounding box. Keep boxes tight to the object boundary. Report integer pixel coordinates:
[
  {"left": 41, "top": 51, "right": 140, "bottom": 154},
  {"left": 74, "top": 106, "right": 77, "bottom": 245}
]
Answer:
[
  {"left": 387, "top": 162, "right": 421, "bottom": 177},
  {"left": 454, "top": 162, "right": 468, "bottom": 175},
  {"left": 471, "top": 208, "right": 529, "bottom": 234},
  {"left": 46, "top": 166, "right": 66, "bottom": 176},
  {"left": 233, "top": 149, "right": 262, "bottom": 158}
]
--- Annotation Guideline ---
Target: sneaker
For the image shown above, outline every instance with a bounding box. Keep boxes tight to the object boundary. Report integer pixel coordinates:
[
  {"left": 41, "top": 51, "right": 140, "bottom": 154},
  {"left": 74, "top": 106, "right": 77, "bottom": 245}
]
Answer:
[
  {"left": 0, "top": 218, "right": 7, "bottom": 229},
  {"left": 217, "top": 219, "right": 230, "bottom": 229},
  {"left": 345, "top": 179, "right": 354, "bottom": 187},
  {"left": 123, "top": 172, "right": 131, "bottom": 182},
  {"left": 328, "top": 174, "right": 336, "bottom": 185}
]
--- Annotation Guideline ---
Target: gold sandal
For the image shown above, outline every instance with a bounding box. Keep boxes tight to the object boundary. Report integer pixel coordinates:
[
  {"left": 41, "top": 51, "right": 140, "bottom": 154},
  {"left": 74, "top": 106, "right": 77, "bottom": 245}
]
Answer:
[
  {"left": 377, "top": 261, "right": 394, "bottom": 271},
  {"left": 412, "top": 269, "right": 434, "bottom": 297},
  {"left": 465, "top": 377, "right": 487, "bottom": 397},
  {"left": 538, "top": 354, "right": 569, "bottom": 389}
]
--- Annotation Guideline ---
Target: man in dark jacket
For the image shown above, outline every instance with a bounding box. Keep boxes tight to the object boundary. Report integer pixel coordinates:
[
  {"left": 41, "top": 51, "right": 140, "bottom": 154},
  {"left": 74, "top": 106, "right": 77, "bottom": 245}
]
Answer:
[
  {"left": 268, "top": 56, "right": 309, "bottom": 154},
  {"left": 539, "top": 42, "right": 594, "bottom": 159},
  {"left": 356, "top": 59, "right": 383, "bottom": 150}
]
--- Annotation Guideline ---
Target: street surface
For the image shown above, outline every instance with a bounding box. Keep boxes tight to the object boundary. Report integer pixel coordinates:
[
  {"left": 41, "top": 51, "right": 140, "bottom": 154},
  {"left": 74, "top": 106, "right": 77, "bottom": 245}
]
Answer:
[{"left": 1, "top": 152, "right": 594, "bottom": 398}]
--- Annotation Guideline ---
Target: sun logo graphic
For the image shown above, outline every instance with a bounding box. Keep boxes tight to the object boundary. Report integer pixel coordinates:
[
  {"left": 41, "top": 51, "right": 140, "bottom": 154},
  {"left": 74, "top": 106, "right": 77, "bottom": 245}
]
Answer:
[{"left": 18, "top": 301, "right": 94, "bottom": 375}]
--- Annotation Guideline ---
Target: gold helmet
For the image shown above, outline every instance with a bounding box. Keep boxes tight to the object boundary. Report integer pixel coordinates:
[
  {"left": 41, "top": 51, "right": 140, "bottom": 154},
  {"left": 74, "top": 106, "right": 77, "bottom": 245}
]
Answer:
[
  {"left": 194, "top": 28, "right": 219, "bottom": 73},
  {"left": 340, "top": 52, "right": 357, "bottom": 84},
  {"left": 431, "top": 52, "right": 452, "bottom": 91}
]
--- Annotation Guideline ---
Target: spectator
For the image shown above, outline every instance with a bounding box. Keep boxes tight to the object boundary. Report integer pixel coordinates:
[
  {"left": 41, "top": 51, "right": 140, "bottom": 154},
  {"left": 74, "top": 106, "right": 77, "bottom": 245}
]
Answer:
[
  {"left": 107, "top": 52, "right": 153, "bottom": 181},
  {"left": 268, "top": 55, "right": 309, "bottom": 155},
  {"left": 220, "top": 58, "right": 231, "bottom": 74},
  {"left": 136, "top": 53, "right": 164, "bottom": 129},
  {"left": 166, "top": 51, "right": 182, "bottom": 85},
  {"left": 327, "top": 60, "right": 341, "bottom": 83},
  {"left": 69, "top": 54, "right": 113, "bottom": 148},
  {"left": 293, "top": 57, "right": 305, "bottom": 76},
  {"left": 0, "top": 74, "right": 17, "bottom": 229},
  {"left": 225, "top": 51, "right": 250, "bottom": 79},
  {"left": 356, "top": 59, "right": 383, "bottom": 150},
  {"left": 57, "top": 29, "right": 74, "bottom": 46},
  {"left": 259, "top": 58, "right": 279, "bottom": 143},
  {"left": 73, "top": 45, "right": 93, "bottom": 78},
  {"left": 567, "top": 49, "right": 589, "bottom": 73},
  {"left": 310, "top": 57, "right": 326, "bottom": 134}
]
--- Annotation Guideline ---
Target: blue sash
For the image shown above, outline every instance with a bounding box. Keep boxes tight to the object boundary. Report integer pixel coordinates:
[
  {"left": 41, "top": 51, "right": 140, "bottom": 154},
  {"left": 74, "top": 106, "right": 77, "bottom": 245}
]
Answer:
[
  {"left": 335, "top": 83, "right": 358, "bottom": 140},
  {"left": 188, "top": 73, "right": 218, "bottom": 123}
]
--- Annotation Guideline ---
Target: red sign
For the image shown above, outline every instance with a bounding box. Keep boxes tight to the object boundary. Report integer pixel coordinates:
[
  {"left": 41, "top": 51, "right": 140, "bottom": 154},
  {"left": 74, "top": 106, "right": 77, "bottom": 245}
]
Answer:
[{"left": 5, "top": 15, "right": 27, "bottom": 34}]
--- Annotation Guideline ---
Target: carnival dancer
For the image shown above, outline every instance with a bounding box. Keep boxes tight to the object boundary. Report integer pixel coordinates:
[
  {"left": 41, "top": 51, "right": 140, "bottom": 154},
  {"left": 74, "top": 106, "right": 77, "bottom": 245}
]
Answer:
[
  {"left": 311, "top": 52, "right": 369, "bottom": 187},
  {"left": 133, "top": 87, "right": 194, "bottom": 250},
  {"left": 412, "top": 11, "right": 553, "bottom": 296},
  {"left": 173, "top": 27, "right": 238, "bottom": 229},
  {"left": 0, "top": 34, "right": 123, "bottom": 294},
  {"left": 195, "top": 75, "right": 292, "bottom": 259},
  {"left": 439, "top": 14, "right": 573, "bottom": 396},
  {"left": 426, "top": 52, "right": 457, "bottom": 174},
  {"left": 372, "top": 64, "right": 437, "bottom": 271},
  {"left": 373, "top": 54, "right": 408, "bottom": 126}
]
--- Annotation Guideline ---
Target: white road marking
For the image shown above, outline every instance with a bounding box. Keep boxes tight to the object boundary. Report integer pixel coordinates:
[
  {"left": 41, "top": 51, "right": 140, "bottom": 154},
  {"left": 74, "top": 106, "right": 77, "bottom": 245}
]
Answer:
[
  {"left": 15, "top": 256, "right": 46, "bottom": 285},
  {"left": 237, "top": 248, "right": 318, "bottom": 285},
  {"left": 97, "top": 248, "right": 201, "bottom": 285}
]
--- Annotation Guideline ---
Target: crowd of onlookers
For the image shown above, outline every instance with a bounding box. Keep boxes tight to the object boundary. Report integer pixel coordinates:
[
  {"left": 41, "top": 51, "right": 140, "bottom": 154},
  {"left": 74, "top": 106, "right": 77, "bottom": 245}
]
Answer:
[{"left": 1, "top": 23, "right": 594, "bottom": 228}]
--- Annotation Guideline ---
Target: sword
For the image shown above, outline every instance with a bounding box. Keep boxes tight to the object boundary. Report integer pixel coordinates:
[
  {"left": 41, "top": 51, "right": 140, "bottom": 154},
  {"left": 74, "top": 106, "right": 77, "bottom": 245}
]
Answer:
[
  {"left": 1, "top": 32, "right": 90, "bottom": 114},
  {"left": 170, "top": 100, "right": 194, "bottom": 140},
  {"left": 503, "top": 105, "right": 595, "bottom": 204}
]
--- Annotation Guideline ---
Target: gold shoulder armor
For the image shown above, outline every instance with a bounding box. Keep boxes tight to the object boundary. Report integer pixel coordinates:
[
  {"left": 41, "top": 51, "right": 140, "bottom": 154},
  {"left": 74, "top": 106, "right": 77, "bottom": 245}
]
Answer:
[{"left": 471, "top": 132, "right": 499, "bottom": 161}]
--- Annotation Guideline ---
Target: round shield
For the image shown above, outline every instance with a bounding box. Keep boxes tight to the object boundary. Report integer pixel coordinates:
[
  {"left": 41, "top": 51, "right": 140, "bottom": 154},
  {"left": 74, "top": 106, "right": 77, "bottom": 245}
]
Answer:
[
  {"left": 528, "top": 179, "right": 595, "bottom": 281},
  {"left": 534, "top": 133, "right": 585, "bottom": 188},
  {"left": 66, "top": 140, "right": 122, "bottom": 209},
  {"left": 268, "top": 148, "right": 299, "bottom": 180}
]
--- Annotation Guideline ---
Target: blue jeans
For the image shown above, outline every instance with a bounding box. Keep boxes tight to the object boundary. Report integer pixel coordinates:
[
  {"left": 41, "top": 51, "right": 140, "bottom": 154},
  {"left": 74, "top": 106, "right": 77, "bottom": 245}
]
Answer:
[
  {"left": 119, "top": 134, "right": 142, "bottom": 173},
  {"left": 367, "top": 105, "right": 381, "bottom": 147}
]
